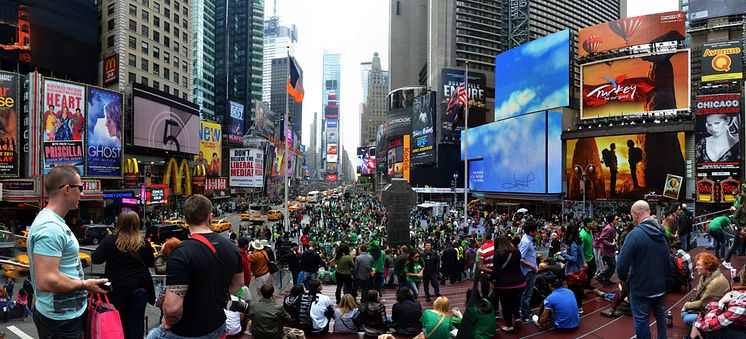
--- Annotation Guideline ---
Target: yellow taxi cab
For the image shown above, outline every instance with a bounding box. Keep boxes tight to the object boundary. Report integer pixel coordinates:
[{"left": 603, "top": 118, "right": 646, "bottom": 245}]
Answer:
[
  {"left": 248, "top": 205, "right": 269, "bottom": 224},
  {"left": 79, "top": 252, "right": 92, "bottom": 267},
  {"left": 240, "top": 211, "right": 251, "bottom": 221},
  {"left": 297, "top": 196, "right": 308, "bottom": 203},
  {"left": 2, "top": 254, "right": 30, "bottom": 278},
  {"left": 288, "top": 203, "right": 301, "bottom": 212},
  {"left": 16, "top": 230, "right": 28, "bottom": 248},
  {"left": 266, "top": 210, "right": 283, "bottom": 221},
  {"left": 150, "top": 242, "right": 162, "bottom": 257},
  {"left": 211, "top": 219, "right": 232, "bottom": 233},
  {"left": 164, "top": 219, "right": 188, "bottom": 229}
]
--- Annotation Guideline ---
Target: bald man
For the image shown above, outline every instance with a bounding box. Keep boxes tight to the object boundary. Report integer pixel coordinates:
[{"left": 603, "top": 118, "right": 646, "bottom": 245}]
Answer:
[{"left": 616, "top": 200, "right": 671, "bottom": 339}]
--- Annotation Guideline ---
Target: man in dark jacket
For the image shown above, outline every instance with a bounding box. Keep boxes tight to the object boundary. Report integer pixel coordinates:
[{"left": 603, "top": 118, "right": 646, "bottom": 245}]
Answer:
[
  {"left": 353, "top": 245, "right": 374, "bottom": 303},
  {"left": 441, "top": 243, "right": 457, "bottom": 285},
  {"left": 249, "top": 284, "right": 292, "bottom": 338},
  {"left": 300, "top": 242, "right": 323, "bottom": 290},
  {"left": 617, "top": 200, "right": 670, "bottom": 339},
  {"left": 422, "top": 242, "right": 441, "bottom": 302},
  {"left": 394, "top": 245, "right": 409, "bottom": 289},
  {"left": 677, "top": 204, "right": 693, "bottom": 251},
  {"left": 281, "top": 243, "right": 301, "bottom": 286}
]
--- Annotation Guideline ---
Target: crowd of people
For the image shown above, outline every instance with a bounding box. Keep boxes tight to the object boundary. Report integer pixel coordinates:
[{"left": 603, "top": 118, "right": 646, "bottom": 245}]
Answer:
[{"left": 18, "top": 165, "right": 746, "bottom": 339}]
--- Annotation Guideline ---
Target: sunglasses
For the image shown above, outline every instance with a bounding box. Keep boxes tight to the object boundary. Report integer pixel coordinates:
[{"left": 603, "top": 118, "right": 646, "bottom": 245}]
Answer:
[{"left": 59, "top": 184, "right": 84, "bottom": 192}]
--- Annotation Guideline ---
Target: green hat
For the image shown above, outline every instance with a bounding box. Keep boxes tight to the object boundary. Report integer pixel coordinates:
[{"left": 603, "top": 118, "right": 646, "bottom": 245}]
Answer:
[{"left": 370, "top": 240, "right": 380, "bottom": 249}]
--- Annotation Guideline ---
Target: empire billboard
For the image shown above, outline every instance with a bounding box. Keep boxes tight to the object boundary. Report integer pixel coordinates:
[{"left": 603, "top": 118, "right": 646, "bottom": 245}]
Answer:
[
  {"left": 494, "top": 29, "right": 570, "bottom": 121},
  {"left": 411, "top": 91, "right": 436, "bottom": 165},
  {"left": 581, "top": 50, "right": 690, "bottom": 119},
  {"left": 441, "top": 68, "right": 487, "bottom": 143}
]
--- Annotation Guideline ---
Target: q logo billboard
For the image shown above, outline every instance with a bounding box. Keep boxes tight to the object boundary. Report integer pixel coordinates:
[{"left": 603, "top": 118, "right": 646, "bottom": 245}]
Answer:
[
  {"left": 712, "top": 55, "right": 731, "bottom": 72},
  {"left": 701, "top": 40, "right": 743, "bottom": 82}
]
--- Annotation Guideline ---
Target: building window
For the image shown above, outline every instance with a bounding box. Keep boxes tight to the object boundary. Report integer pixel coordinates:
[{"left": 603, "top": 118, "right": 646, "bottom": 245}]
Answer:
[
  {"left": 141, "top": 41, "right": 148, "bottom": 53},
  {"left": 141, "top": 76, "right": 148, "bottom": 86},
  {"left": 129, "top": 4, "right": 137, "bottom": 16},
  {"left": 182, "top": 32, "right": 187, "bottom": 43},
  {"left": 141, "top": 0, "right": 149, "bottom": 6},
  {"left": 141, "top": 58, "right": 148, "bottom": 71},
  {"left": 107, "top": 19, "right": 115, "bottom": 31},
  {"left": 173, "top": 56, "right": 179, "bottom": 67},
  {"left": 129, "top": 36, "right": 136, "bottom": 48},
  {"left": 153, "top": 16, "right": 160, "bottom": 28},
  {"left": 153, "top": 2, "right": 160, "bottom": 12},
  {"left": 164, "top": 0, "right": 170, "bottom": 5},
  {"left": 174, "top": 13, "right": 179, "bottom": 23},
  {"left": 182, "top": 19, "right": 188, "bottom": 29},
  {"left": 182, "top": 93, "right": 187, "bottom": 100},
  {"left": 182, "top": 76, "right": 187, "bottom": 87},
  {"left": 174, "top": 27, "right": 179, "bottom": 37},
  {"left": 128, "top": 72, "right": 136, "bottom": 84},
  {"left": 173, "top": 89, "right": 179, "bottom": 97},
  {"left": 182, "top": 7, "right": 188, "bottom": 16},
  {"left": 164, "top": 36, "right": 170, "bottom": 48},
  {"left": 153, "top": 46, "right": 160, "bottom": 58},
  {"left": 107, "top": 4, "right": 114, "bottom": 15},
  {"left": 164, "top": 22, "right": 170, "bottom": 33},
  {"left": 174, "top": 2, "right": 179, "bottom": 11},
  {"left": 173, "top": 41, "right": 179, "bottom": 53},
  {"left": 163, "top": 84, "right": 170, "bottom": 94},
  {"left": 182, "top": 60, "right": 187, "bottom": 72},
  {"left": 128, "top": 53, "right": 136, "bottom": 66},
  {"left": 107, "top": 35, "right": 114, "bottom": 48},
  {"left": 141, "top": 25, "right": 149, "bottom": 37},
  {"left": 153, "top": 31, "right": 159, "bottom": 43},
  {"left": 164, "top": 51, "right": 170, "bottom": 63},
  {"left": 164, "top": 8, "right": 170, "bottom": 18},
  {"left": 182, "top": 46, "right": 187, "bottom": 57},
  {"left": 153, "top": 80, "right": 160, "bottom": 90},
  {"left": 129, "top": 19, "right": 136, "bottom": 31},
  {"left": 164, "top": 67, "right": 170, "bottom": 81},
  {"left": 153, "top": 63, "right": 160, "bottom": 76},
  {"left": 142, "top": 10, "right": 149, "bottom": 22}
]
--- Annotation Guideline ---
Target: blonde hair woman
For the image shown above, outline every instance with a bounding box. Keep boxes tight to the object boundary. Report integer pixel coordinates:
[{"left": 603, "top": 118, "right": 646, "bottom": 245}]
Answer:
[
  {"left": 333, "top": 294, "right": 359, "bottom": 333},
  {"left": 419, "top": 296, "right": 462, "bottom": 339},
  {"left": 92, "top": 211, "right": 155, "bottom": 339}
]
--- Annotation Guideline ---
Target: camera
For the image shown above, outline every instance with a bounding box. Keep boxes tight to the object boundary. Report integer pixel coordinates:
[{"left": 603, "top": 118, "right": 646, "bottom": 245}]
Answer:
[{"left": 225, "top": 296, "right": 250, "bottom": 314}]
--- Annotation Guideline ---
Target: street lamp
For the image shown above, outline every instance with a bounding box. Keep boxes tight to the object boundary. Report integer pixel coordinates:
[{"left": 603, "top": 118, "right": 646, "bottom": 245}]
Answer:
[{"left": 573, "top": 164, "right": 595, "bottom": 217}]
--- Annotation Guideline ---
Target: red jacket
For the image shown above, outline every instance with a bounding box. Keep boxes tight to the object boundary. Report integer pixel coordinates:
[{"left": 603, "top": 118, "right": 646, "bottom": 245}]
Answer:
[
  {"left": 599, "top": 223, "right": 617, "bottom": 257},
  {"left": 240, "top": 250, "right": 251, "bottom": 286}
]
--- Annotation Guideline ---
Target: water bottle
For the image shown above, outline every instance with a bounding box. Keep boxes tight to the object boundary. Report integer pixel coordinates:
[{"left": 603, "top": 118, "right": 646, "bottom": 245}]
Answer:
[{"left": 666, "top": 310, "right": 673, "bottom": 327}]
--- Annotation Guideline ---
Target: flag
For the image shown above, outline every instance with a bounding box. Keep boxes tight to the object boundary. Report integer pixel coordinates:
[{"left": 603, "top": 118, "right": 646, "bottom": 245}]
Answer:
[
  {"left": 287, "top": 57, "right": 304, "bottom": 103},
  {"left": 446, "top": 83, "right": 467, "bottom": 116}
]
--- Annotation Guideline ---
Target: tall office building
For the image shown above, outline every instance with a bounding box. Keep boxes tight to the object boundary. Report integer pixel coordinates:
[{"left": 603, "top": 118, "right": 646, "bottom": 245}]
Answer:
[
  {"left": 263, "top": 16, "right": 298, "bottom": 104},
  {"left": 360, "top": 61, "right": 372, "bottom": 103},
  {"left": 360, "top": 52, "right": 389, "bottom": 146},
  {"left": 322, "top": 52, "right": 341, "bottom": 109},
  {"left": 306, "top": 111, "right": 319, "bottom": 180},
  {"left": 98, "top": 0, "right": 193, "bottom": 98},
  {"left": 192, "top": 0, "right": 216, "bottom": 119},
  {"left": 321, "top": 52, "right": 341, "bottom": 180},
  {"left": 214, "top": 0, "right": 263, "bottom": 132},
  {"left": 269, "top": 57, "right": 303, "bottom": 143}
]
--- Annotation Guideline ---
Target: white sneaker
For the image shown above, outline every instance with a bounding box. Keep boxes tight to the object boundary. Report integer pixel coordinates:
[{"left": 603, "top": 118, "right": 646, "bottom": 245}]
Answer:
[
  {"left": 531, "top": 314, "right": 540, "bottom": 326},
  {"left": 723, "top": 262, "right": 733, "bottom": 269}
]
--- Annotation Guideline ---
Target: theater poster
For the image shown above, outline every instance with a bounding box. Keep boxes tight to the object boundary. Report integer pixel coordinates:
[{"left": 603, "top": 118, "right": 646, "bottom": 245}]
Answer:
[
  {"left": 86, "top": 87, "right": 123, "bottom": 177},
  {"left": 566, "top": 132, "right": 686, "bottom": 201},
  {"left": 0, "top": 72, "right": 19, "bottom": 177},
  {"left": 43, "top": 80, "right": 85, "bottom": 174},
  {"left": 695, "top": 93, "right": 742, "bottom": 202}
]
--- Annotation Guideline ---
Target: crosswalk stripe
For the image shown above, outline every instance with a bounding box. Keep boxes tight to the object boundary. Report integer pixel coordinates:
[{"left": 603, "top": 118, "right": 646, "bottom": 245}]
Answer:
[{"left": 6, "top": 326, "right": 34, "bottom": 339}]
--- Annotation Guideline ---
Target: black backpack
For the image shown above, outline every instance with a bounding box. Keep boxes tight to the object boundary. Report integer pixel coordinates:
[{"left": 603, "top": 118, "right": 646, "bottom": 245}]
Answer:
[{"left": 665, "top": 255, "right": 690, "bottom": 292}]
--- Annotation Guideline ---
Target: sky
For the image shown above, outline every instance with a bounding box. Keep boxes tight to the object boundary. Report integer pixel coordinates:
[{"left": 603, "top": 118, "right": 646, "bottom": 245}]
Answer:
[
  {"left": 268, "top": 0, "right": 679, "bottom": 159},
  {"left": 268, "top": 0, "right": 389, "bottom": 160}
]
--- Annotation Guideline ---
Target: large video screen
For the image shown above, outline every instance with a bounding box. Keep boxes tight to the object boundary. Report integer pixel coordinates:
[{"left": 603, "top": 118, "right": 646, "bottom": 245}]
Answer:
[
  {"left": 357, "top": 147, "right": 376, "bottom": 175},
  {"left": 578, "top": 11, "right": 685, "bottom": 57},
  {"left": 462, "top": 111, "right": 562, "bottom": 194},
  {"left": 132, "top": 87, "right": 200, "bottom": 154},
  {"left": 566, "top": 132, "right": 686, "bottom": 201},
  {"left": 581, "top": 50, "right": 690, "bottom": 119},
  {"left": 411, "top": 91, "right": 436, "bottom": 165},
  {"left": 690, "top": 0, "right": 746, "bottom": 20},
  {"left": 494, "top": 30, "right": 570, "bottom": 121}
]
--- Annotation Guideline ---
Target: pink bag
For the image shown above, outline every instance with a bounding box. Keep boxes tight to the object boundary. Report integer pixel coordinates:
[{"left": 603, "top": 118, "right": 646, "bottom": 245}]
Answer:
[{"left": 87, "top": 293, "right": 124, "bottom": 339}]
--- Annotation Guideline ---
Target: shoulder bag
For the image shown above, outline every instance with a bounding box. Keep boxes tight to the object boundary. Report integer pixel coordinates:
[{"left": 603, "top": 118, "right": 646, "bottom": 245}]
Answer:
[
  {"left": 413, "top": 313, "right": 446, "bottom": 339},
  {"left": 262, "top": 250, "right": 279, "bottom": 274}
]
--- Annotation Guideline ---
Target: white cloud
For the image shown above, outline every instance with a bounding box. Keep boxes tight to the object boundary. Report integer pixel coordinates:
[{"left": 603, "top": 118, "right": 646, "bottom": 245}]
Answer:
[
  {"left": 525, "top": 85, "right": 569, "bottom": 113},
  {"left": 495, "top": 88, "right": 537, "bottom": 120},
  {"left": 521, "top": 30, "right": 568, "bottom": 58}
]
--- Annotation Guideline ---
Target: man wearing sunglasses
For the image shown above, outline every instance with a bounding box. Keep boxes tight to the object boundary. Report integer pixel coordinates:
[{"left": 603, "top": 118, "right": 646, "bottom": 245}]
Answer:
[{"left": 28, "top": 165, "right": 109, "bottom": 338}]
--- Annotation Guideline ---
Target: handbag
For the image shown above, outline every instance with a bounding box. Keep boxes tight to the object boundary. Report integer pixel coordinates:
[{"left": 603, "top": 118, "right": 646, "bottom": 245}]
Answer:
[
  {"left": 413, "top": 313, "right": 446, "bottom": 339},
  {"left": 262, "top": 250, "right": 279, "bottom": 274},
  {"left": 567, "top": 269, "right": 588, "bottom": 286},
  {"left": 87, "top": 293, "right": 124, "bottom": 339}
]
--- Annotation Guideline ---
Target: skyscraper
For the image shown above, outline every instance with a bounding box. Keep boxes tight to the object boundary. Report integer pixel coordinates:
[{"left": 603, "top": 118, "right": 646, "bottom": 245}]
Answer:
[
  {"left": 360, "top": 61, "right": 373, "bottom": 103},
  {"left": 263, "top": 16, "right": 298, "bottom": 104},
  {"left": 269, "top": 57, "right": 303, "bottom": 144},
  {"left": 192, "top": 0, "right": 216, "bottom": 119},
  {"left": 360, "top": 52, "right": 389, "bottom": 146},
  {"left": 214, "top": 0, "right": 263, "bottom": 134},
  {"left": 322, "top": 52, "right": 341, "bottom": 180}
]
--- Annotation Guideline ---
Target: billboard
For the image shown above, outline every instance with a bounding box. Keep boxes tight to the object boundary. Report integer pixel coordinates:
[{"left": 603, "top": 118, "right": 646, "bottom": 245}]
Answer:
[
  {"left": 228, "top": 101, "right": 244, "bottom": 144},
  {"left": 326, "top": 144, "right": 338, "bottom": 163},
  {"left": 357, "top": 147, "right": 376, "bottom": 175},
  {"left": 0, "top": 72, "right": 19, "bottom": 177},
  {"left": 411, "top": 91, "right": 436, "bottom": 165},
  {"left": 701, "top": 41, "right": 743, "bottom": 82},
  {"left": 196, "top": 121, "right": 222, "bottom": 176},
  {"left": 578, "top": 12, "right": 686, "bottom": 57},
  {"left": 85, "top": 87, "right": 122, "bottom": 177},
  {"left": 254, "top": 102, "right": 276, "bottom": 139},
  {"left": 566, "top": 132, "right": 686, "bottom": 201},
  {"left": 695, "top": 93, "right": 741, "bottom": 202},
  {"left": 462, "top": 111, "right": 562, "bottom": 194},
  {"left": 581, "top": 50, "right": 690, "bottom": 119},
  {"left": 43, "top": 79, "right": 85, "bottom": 174},
  {"left": 229, "top": 148, "right": 263, "bottom": 187},
  {"left": 375, "top": 124, "right": 386, "bottom": 172},
  {"left": 103, "top": 54, "right": 119, "bottom": 86},
  {"left": 441, "top": 68, "right": 487, "bottom": 143},
  {"left": 494, "top": 29, "right": 571, "bottom": 121},
  {"left": 132, "top": 85, "right": 200, "bottom": 154},
  {"left": 690, "top": 0, "right": 746, "bottom": 20},
  {"left": 327, "top": 118, "right": 338, "bottom": 128},
  {"left": 387, "top": 137, "right": 403, "bottom": 178}
]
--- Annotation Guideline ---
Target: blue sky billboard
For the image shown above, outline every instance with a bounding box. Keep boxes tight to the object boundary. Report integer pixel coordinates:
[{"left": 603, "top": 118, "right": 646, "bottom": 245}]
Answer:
[
  {"left": 462, "top": 111, "right": 562, "bottom": 194},
  {"left": 493, "top": 29, "right": 570, "bottom": 121}
]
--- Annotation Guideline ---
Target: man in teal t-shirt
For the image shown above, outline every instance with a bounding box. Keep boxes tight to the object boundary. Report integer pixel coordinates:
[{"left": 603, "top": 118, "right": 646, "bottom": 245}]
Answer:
[
  {"left": 579, "top": 223, "right": 596, "bottom": 286},
  {"left": 708, "top": 216, "right": 730, "bottom": 259},
  {"left": 28, "top": 166, "right": 108, "bottom": 337}
]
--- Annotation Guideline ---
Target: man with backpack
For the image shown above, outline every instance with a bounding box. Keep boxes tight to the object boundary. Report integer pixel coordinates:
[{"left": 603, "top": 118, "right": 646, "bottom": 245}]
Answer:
[
  {"left": 627, "top": 140, "right": 642, "bottom": 189},
  {"left": 666, "top": 241, "right": 693, "bottom": 292},
  {"left": 602, "top": 143, "right": 619, "bottom": 196}
]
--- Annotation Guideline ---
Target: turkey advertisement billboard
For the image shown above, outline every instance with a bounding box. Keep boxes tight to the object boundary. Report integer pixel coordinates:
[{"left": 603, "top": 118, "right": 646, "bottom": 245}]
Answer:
[
  {"left": 581, "top": 50, "right": 690, "bottom": 119},
  {"left": 578, "top": 11, "right": 686, "bottom": 57},
  {"left": 566, "top": 132, "right": 686, "bottom": 201}
]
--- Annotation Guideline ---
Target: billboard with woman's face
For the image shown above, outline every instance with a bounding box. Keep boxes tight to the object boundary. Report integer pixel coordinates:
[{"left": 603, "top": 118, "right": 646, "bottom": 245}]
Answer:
[
  {"left": 86, "top": 87, "right": 122, "bottom": 177},
  {"left": 695, "top": 93, "right": 741, "bottom": 202}
]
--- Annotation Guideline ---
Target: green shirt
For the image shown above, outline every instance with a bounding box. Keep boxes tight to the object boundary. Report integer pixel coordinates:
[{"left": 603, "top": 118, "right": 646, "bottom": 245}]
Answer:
[
  {"left": 462, "top": 299, "right": 496, "bottom": 339},
  {"left": 708, "top": 216, "right": 730, "bottom": 231},
  {"left": 336, "top": 255, "right": 354, "bottom": 275},
  {"left": 419, "top": 309, "right": 454, "bottom": 339},
  {"left": 579, "top": 228, "right": 594, "bottom": 262},
  {"left": 405, "top": 261, "right": 424, "bottom": 282}
]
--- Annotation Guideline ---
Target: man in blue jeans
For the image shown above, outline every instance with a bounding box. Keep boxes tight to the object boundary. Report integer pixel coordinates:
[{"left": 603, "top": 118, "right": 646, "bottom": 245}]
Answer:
[
  {"left": 617, "top": 200, "right": 671, "bottom": 339},
  {"left": 519, "top": 222, "right": 539, "bottom": 322}
]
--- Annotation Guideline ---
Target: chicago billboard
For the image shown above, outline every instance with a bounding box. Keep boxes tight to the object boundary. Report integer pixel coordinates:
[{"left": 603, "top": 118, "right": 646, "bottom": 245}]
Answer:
[
  {"left": 695, "top": 93, "right": 741, "bottom": 202},
  {"left": 581, "top": 50, "right": 690, "bottom": 119},
  {"left": 701, "top": 40, "right": 743, "bottom": 82},
  {"left": 411, "top": 91, "right": 436, "bottom": 165},
  {"left": 85, "top": 87, "right": 122, "bottom": 177},
  {"left": 441, "top": 68, "right": 487, "bottom": 143},
  {"left": 132, "top": 85, "right": 200, "bottom": 154},
  {"left": 494, "top": 29, "right": 570, "bottom": 121},
  {"left": 229, "top": 148, "right": 263, "bottom": 188},
  {"left": 566, "top": 132, "right": 686, "bottom": 200},
  {"left": 578, "top": 11, "right": 686, "bottom": 57},
  {"left": 0, "top": 72, "right": 19, "bottom": 177},
  {"left": 690, "top": 0, "right": 746, "bottom": 20},
  {"left": 462, "top": 111, "right": 562, "bottom": 194},
  {"left": 43, "top": 79, "right": 86, "bottom": 174}
]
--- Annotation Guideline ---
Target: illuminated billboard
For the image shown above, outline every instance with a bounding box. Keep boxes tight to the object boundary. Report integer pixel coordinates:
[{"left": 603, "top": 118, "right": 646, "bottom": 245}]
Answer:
[
  {"left": 578, "top": 11, "right": 685, "bottom": 57},
  {"left": 493, "top": 29, "right": 570, "bottom": 121},
  {"left": 581, "top": 50, "right": 690, "bottom": 119},
  {"left": 695, "top": 93, "right": 741, "bottom": 202},
  {"left": 567, "top": 132, "right": 686, "bottom": 200},
  {"left": 701, "top": 41, "right": 743, "bottom": 82},
  {"left": 411, "top": 91, "right": 436, "bottom": 165}
]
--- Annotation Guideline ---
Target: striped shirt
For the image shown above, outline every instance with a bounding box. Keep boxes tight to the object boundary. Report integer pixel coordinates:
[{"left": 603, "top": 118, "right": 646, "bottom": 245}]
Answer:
[{"left": 479, "top": 240, "right": 494, "bottom": 277}]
